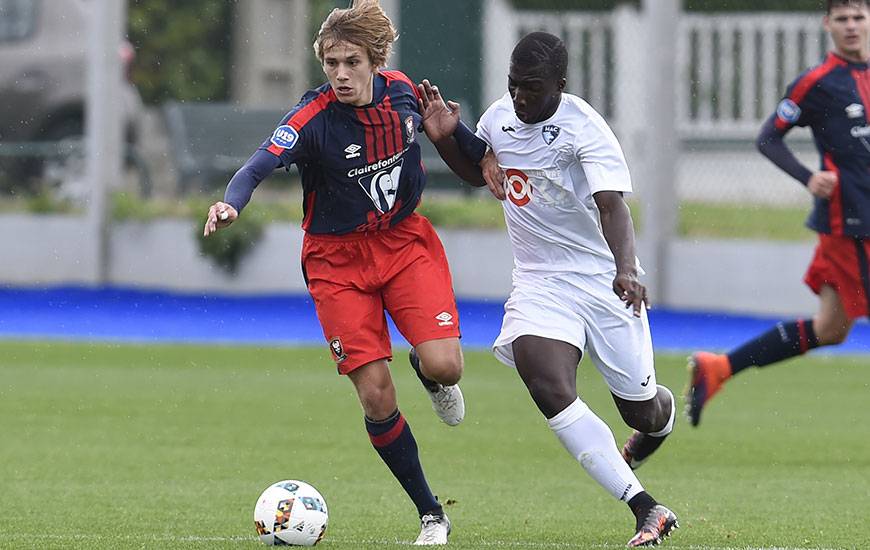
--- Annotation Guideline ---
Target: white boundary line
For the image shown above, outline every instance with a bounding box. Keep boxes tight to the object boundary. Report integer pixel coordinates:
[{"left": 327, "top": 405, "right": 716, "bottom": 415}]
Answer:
[{"left": 0, "top": 533, "right": 853, "bottom": 550}]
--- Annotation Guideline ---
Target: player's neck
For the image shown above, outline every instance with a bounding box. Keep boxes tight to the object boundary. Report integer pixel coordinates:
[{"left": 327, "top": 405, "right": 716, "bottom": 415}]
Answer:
[
  {"left": 834, "top": 48, "right": 870, "bottom": 64},
  {"left": 529, "top": 95, "right": 562, "bottom": 124}
]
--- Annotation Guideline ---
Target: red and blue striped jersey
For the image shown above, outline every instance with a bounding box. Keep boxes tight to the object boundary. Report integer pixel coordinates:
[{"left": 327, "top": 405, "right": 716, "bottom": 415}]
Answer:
[
  {"left": 262, "top": 70, "right": 424, "bottom": 234},
  {"left": 774, "top": 52, "right": 870, "bottom": 237}
]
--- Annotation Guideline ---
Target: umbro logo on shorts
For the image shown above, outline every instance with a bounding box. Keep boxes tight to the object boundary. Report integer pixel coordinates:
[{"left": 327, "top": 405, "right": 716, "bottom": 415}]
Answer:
[{"left": 435, "top": 312, "right": 454, "bottom": 326}]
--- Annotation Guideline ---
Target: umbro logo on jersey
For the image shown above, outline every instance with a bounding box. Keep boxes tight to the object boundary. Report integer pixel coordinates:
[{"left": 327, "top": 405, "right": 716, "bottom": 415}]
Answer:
[
  {"left": 846, "top": 103, "right": 865, "bottom": 119},
  {"left": 501, "top": 125, "right": 516, "bottom": 133},
  {"left": 344, "top": 144, "right": 362, "bottom": 159},
  {"left": 542, "top": 124, "right": 561, "bottom": 145},
  {"left": 435, "top": 312, "right": 454, "bottom": 326}
]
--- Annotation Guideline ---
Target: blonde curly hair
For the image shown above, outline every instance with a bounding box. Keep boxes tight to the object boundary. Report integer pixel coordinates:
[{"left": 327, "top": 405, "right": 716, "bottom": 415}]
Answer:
[{"left": 313, "top": 0, "right": 397, "bottom": 69}]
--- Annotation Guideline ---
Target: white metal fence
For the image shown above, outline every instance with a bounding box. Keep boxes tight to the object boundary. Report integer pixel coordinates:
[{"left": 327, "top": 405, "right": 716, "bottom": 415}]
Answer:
[
  {"left": 485, "top": 4, "right": 829, "bottom": 140},
  {"left": 482, "top": 1, "right": 830, "bottom": 209}
]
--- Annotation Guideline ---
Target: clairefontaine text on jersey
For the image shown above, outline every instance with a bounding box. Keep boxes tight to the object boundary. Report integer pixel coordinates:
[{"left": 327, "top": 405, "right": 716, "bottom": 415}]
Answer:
[{"left": 347, "top": 149, "right": 406, "bottom": 178}]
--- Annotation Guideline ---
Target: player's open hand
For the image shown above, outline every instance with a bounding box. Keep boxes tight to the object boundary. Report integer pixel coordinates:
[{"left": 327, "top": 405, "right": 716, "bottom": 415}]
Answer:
[
  {"left": 417, "top": 79, "right": 460, "bottom": 144},
  {"left": 613, "top": 272, "right": 648, "bottom": 318},
  {"left": 203, "top": 201, "right": 238, "bottom": 237},
  {"left": 807, "top": 170, "right": 837, "bottom": 199},
  {"left": 480, "top": 149, "right": 506, "bottom": 200}
]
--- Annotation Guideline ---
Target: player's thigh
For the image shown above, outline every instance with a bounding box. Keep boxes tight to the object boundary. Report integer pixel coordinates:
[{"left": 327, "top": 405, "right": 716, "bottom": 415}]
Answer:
[
  {"left": 512, "top": 335, "right": 582, "bottom": 418},
  {"left": 310, "top": 281, "right": 392, "bottom": 374},
  {"left": 815, "top": 284, "right": 853, "bottom": 343},
  {"left": 581, "top": 277, "right": 657, "bottom": 402},
  {"left": 805, "top": 234, "right": 868, "bottom": 322},
  {"left": 347, "top": 359, "right": 397, "bottom": 420},
  {"left": 381, "top": 219, "right": 460, "bottom": 346},
  {"left": 492, "top": 273, "right": 588, "bottom": 369}
]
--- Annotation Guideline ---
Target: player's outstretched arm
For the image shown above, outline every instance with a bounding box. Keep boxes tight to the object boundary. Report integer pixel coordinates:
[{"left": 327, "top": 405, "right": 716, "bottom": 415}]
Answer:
[
  {"left": 204, "top": 149, "right": 281, "bottom": 236},
  {"left": 417, "top": 79, "right": 486, "bottom": 187},
  {"left": 594, "top": 190, "right": 648, "bottom": 317}
]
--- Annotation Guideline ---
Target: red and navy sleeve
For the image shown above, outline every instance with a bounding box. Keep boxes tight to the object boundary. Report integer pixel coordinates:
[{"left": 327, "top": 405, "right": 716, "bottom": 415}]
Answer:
[
  {"left": 773, "top": 55, "right": 844, "bottom": 133},
  {"left": 260, "top": 85, "right": 336, "bottom": 168},
  {"left": 380, "top": 70, "right": 422, "bottom": 111}
]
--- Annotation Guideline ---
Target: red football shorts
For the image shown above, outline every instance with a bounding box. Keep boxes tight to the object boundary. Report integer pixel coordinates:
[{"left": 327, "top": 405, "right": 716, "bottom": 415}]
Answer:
[
  {"left": 804, "top": 233, "right": 870, "bottom": 319},
  {"left": 301, "top": 213, "right": 461, "bottom": 374}
]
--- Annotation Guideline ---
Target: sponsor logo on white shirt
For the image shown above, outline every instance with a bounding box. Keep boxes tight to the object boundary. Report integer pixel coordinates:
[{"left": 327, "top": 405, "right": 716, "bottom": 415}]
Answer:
[{"left": 505, "top": 169, "right": 532, "bottom": 207}]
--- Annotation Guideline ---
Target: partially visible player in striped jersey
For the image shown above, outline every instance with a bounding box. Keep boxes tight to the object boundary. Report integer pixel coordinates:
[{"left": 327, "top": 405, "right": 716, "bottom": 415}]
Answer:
[
  {"left": 687, "top": 0, "right": 870, "bottom": 427},
  {"left": 417, "top": 32, "right": 678, "bottom": 547},
  {"left": 202, "top": 1, "right": 471, "bottom": 544}
]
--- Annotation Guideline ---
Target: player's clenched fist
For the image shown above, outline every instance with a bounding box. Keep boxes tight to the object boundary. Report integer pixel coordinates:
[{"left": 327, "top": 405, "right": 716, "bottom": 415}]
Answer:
[
  {"left": 807, "top": 171, "right": 837, "bottom": 199},
  {"left": 203, "top": 201, "right": 238, "bottom": 237}
]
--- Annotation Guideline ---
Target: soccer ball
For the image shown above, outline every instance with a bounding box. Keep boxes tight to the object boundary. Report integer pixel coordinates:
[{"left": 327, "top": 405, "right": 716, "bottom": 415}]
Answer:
[{"left": 253, "top": 480, "right": 328, "bottom": 546}]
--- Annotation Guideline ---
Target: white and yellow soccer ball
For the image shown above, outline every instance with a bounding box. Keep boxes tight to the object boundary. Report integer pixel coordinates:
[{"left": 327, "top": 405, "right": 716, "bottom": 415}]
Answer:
[{"left": 253, "top": 480, "right": 328, "bottom": 546}]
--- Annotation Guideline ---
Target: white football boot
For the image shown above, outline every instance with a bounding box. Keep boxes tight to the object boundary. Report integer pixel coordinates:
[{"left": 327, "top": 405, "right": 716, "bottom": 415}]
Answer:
[
  {"left": 414, "top": 513, "right": 451, "bottom": 545},
  {"left": 409, "top": 348, "right": 465, "bottom": 426}
]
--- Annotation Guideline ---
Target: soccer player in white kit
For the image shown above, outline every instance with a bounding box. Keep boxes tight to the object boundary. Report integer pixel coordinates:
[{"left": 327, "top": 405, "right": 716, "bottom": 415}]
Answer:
[{"left": 417, "top": 32, "right": 678, "bottom": 547}]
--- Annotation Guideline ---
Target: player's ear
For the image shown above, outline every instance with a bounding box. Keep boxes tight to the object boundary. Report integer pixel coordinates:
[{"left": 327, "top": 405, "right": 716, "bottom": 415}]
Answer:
[{"left": 558, "top": 78, "right": 567, "bottom": 92}]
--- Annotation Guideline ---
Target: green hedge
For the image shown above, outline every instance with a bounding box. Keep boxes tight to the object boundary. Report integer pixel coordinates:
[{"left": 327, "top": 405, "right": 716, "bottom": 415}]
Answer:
[{"left": 127, "top": 0, "right": 234, "bottom": 104}]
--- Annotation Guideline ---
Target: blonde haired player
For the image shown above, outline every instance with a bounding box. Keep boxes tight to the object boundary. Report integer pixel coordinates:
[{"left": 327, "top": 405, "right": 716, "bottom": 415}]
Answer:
[{"left": 204, "top": 0, "right": 469, "bottom": 544}]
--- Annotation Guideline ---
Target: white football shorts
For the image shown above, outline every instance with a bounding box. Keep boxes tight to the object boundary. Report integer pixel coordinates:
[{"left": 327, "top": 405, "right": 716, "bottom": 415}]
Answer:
[{"left": 493, "top": 269, "right": 657, "bottom": 401}]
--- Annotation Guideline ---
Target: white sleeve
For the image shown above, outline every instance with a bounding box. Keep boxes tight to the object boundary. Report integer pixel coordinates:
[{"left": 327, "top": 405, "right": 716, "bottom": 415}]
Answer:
[
  {"left": 573, "top": 108, "right": 633, "bottom": 195},
  {"left": 475, "top": 101, "right": 498, "bottom": 147}
]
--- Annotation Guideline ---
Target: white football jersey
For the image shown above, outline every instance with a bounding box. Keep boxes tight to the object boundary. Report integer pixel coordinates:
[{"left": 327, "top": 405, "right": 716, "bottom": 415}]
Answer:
[{"left": 477, "top": 92, "right": 640, "bottom": 275}]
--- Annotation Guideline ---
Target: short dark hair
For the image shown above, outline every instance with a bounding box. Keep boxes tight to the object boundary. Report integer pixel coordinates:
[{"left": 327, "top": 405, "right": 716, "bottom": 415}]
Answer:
[
  {"left": 511, "top": 32, "right": 568, "bottom": 81},
  {"left": 827, "top": 0, "right": 870, "bottom": 13}
]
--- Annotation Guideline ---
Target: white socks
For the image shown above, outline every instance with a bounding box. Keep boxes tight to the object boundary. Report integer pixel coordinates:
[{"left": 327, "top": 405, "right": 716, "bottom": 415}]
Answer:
[
  {"left": 547, "top": 398, "right": 643, "bottom": 502},
  {"left": 649, "top": 385, "right": 676, "bottom": 438}
]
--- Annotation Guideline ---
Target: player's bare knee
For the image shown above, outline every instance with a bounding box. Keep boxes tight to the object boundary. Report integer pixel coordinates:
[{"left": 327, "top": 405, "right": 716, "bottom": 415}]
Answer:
[
  {"left": 620, "top": 406, "right": 660, "bottom": 433},
  {"left": 815, "top": 321, "right": 850, "bottom": 345},
  {"left": 527, "top": 380, "right": 575, "bottom": 415},
  {"left": 616, "top": 387, "right": 674, "bottom": 434},
  {"left": 421, "top": 354, "right": 463, "bottom": 386}
]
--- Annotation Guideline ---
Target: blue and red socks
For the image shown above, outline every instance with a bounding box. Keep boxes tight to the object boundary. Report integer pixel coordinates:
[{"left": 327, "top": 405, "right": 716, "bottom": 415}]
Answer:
[
  {"left": 728, "top": 319, "right": 819, "bottom": 375},
  {"left": 366, "top": 409, "right": 441, "bottom": 517}
]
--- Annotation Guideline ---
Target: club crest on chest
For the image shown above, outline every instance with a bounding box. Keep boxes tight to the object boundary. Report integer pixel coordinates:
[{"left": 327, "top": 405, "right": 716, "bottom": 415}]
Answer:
[{"left": 542, "top": 124, "right": 561, "bottom": 145}]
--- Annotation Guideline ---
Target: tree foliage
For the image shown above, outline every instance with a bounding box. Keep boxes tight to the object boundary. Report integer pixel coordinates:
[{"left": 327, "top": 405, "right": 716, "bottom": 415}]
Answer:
[{"left": 127, "top": 0, "right": 234, "bottom": 104}]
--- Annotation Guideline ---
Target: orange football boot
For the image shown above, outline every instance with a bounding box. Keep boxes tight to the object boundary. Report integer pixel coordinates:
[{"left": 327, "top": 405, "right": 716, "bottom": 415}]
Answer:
[
  {"left": 627, "top": 505, "right": 679, "bottom": 547},
  {"left": 685, "top": 352, "right": 732, "bottom": 427}
]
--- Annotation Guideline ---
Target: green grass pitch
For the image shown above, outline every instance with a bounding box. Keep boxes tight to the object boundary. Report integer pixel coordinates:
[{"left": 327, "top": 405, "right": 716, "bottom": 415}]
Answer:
[{"left": 1, "top": 341, "right": 867, "bottom": 549}]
